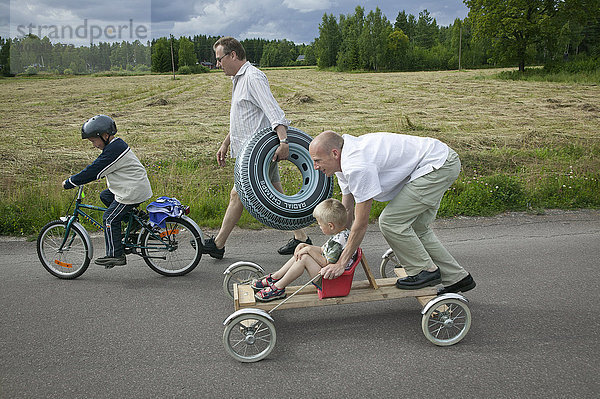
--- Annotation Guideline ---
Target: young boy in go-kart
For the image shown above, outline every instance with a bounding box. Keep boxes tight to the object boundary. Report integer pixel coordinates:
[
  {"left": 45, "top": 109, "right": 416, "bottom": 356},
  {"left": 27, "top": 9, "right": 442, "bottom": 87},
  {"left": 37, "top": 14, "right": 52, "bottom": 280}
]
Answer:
[
  {"left": 253, "top": 198, "right": 356, "bottom": 302},
  {"left": 62, "top": 115, "right": 152, "bottom": 268}
]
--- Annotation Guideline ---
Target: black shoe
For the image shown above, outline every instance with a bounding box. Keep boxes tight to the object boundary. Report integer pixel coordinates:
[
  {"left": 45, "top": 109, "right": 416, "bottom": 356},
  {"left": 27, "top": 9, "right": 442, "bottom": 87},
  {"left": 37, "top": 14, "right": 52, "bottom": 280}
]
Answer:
[
  {"left": 437, "top": 274, "right": 476, "bottom": 295},
  {"left": 277, "top": 237, "right": 312, "bottom": 255},
  {"left": 94, "top": 255, "right": 127, "bottom": 268},
  {"left": 396, "top": 269, "right": 441, "bottom": 290},
  {"left": 202, "top": 236, "right": 225, "bottom": 259}
]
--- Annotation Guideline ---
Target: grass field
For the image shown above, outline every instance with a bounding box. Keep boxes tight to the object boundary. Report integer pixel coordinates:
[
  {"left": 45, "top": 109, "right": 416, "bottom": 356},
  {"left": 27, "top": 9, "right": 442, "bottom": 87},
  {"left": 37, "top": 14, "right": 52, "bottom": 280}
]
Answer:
[{"left": 1, "top": 67, "right": 599, "bottom": 236}]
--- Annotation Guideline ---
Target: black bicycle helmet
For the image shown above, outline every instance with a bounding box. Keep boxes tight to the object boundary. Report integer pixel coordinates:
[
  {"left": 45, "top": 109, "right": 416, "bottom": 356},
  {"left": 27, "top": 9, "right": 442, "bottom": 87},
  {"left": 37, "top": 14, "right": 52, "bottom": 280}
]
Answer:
[{"left": 81, "top": 115, "right": 117, "bottom": 142}]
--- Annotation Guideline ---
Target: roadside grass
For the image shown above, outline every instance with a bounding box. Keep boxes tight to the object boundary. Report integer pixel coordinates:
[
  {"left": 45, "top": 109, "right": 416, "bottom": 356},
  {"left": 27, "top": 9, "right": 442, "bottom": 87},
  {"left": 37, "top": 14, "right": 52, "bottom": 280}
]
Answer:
[
  {"left": 497, "top": 69, "right": 600, "bottom": 85},
  {"left": 1, "top": 67, "right": 599, "bottom": 236},
  {"left": 495, "top": 58, "right": 600, "bottom": 85}
]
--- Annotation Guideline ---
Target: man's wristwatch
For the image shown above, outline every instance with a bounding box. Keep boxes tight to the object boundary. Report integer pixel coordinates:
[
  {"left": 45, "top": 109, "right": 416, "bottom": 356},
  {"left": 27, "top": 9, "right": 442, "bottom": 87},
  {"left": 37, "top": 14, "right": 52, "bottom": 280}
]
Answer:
[{"left": 279, "top": 138, "right": 289, "bottom": 144}]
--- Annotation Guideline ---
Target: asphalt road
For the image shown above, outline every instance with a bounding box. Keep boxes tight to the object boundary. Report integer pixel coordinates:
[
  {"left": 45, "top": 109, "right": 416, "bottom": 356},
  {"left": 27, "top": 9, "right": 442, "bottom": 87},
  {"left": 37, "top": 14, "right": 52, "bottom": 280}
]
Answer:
[{"left": 1, "top": 209, "right": 599, "bottom": 398}]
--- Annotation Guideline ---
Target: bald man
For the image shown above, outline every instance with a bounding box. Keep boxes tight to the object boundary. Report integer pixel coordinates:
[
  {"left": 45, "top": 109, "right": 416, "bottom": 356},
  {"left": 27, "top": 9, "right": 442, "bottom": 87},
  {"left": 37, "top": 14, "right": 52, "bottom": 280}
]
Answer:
[{"left": 309, "top": 130, "right": 475, "bottom": 295}]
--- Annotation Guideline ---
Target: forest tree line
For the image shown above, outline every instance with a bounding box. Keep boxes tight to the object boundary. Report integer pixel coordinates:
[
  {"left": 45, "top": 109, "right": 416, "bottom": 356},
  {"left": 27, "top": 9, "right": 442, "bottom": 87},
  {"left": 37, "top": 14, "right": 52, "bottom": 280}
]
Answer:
[
  {"left": 1, "top": 1, "right": 599, "bottom": 76},
  {"left": 315, "top": 2, "right": 600, "bottom": 72}
]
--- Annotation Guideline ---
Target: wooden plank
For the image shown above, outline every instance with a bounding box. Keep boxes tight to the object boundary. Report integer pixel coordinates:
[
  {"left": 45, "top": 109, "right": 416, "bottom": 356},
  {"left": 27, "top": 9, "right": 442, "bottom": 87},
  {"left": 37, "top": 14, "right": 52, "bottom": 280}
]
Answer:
[
  {"left": 286, "top": 282, "right": 318, "bottom": 294},
  {"left": 238, "top": 284, "right": 256, "bottom": 308},
  {"left": 236, "top": 283, "right": 437, "bottom": 312},
  {"left": 390, "top": 269, "right": 438, "bottom": 307},
  {"left": 416, "top": 295, "right": 436, "bottom": 308},
  {"left": 394, "top": 268, "right": 408, "bottom": 278},
  {"left": 361, "top": 257, "right": 379, "bottom": 290},
  {"left": 233, "top": 283, "right": 240, "bottom": 311}
]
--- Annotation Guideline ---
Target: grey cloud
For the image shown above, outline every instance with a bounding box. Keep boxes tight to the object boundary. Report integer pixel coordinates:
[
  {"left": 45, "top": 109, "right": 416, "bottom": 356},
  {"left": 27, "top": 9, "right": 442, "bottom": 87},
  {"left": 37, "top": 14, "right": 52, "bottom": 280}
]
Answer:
[{"left": 4, "top": 0, "right": 468, "bottom": 44}]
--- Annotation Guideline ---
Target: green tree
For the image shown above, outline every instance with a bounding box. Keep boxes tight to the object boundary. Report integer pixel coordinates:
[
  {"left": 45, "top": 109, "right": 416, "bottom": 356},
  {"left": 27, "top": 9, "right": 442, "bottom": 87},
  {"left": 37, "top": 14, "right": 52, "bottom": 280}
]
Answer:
[
  {"left": 316, "top": 13, "right": 342, "bottom": 68},
  {"left": 0, "top": 37, "right": 12, "bottom": 75},
  {"left": 193, "top": 34, "right": 220, "bottom": 63},
  {"left": 133, "top": 40, "right": 151, "bottom": 67},
  {"left": 358, "top": 8, "right": 392, "bottom": 71},
  {"left": 260, "top": 41, "right": 279, "bottom": 66},
  {"left": 178, "top": 36, "right": 197, "bottom": 68},
  {"left": 241, "top": 38, "right": 267, "bottom": 64},
  {"left": 553, "top": 0, "right": 600, "bottom": 59},
  {"left": 464, "top": 0, "right": 553, "bottom": 72},
  {"left": 395, "top": 11, "right": 417, "bottom": 42},
  {"left": 109, "top": 42, "right": 131, "bottom": 70},
  {"left": 387, "top": 29, "right": 410, "bottom": 69},
  {"left": 151, "top": 37, "right": 171, "bottom": 72},
  {"left": 337, "top": 6, "right": 364, "bottom": 71},
  {"left": 303, "top": 43, "right": 317, "bottom": 65},
  {"left": 260, "top": 39, "right": 297, "bottom": 67},
  {"left": 415, "top": 9, "right": 439, "bottom": 48},
  {"left": 11, "top": 34, "right": 44, "bottom": 73}
]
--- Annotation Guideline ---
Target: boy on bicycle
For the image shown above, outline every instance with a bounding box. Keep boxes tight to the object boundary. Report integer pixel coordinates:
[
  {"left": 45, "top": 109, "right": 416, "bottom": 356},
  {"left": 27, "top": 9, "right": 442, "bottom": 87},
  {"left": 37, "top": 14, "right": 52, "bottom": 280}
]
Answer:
[
  {"left": 252, "top": 198, "right": 356, "bottom": 302},
  {"left": 62, "top": 115, "right": 152, "bottom": 268}
]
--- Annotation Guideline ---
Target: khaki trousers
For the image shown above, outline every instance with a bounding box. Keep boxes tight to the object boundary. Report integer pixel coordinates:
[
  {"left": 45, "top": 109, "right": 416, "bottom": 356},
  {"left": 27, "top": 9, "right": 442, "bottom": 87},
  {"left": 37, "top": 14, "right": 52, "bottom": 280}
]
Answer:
[{"left": 378, "top": 149, "right": 468, "bottom": 286}]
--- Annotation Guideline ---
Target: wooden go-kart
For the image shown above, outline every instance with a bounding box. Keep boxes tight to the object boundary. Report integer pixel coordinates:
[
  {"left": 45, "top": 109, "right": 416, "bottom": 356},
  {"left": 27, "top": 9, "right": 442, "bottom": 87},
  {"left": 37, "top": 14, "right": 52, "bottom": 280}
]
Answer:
[{"left": 222, "top": 248, "right": 472, "bottom": 362}]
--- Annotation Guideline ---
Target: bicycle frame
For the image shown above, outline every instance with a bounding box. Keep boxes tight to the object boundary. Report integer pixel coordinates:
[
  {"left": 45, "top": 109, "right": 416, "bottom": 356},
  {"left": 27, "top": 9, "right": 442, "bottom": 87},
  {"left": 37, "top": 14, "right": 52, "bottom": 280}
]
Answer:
[{"left": 58, "top": 186, "right": 169, "bottom": 259}]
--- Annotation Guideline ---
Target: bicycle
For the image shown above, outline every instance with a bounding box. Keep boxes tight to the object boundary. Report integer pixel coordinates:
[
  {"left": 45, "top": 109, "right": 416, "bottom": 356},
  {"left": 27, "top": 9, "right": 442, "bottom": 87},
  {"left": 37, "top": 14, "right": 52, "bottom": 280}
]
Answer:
[{"left": 37, "top": 186, "right": 204, "bottom": 279}]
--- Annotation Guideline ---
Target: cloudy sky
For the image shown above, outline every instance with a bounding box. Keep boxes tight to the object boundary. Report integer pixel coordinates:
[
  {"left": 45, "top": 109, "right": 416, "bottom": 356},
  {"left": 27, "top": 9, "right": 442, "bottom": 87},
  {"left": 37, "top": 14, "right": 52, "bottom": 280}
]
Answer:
[{"left": 2, "top": 0, "right": 469, "bottom": 45}]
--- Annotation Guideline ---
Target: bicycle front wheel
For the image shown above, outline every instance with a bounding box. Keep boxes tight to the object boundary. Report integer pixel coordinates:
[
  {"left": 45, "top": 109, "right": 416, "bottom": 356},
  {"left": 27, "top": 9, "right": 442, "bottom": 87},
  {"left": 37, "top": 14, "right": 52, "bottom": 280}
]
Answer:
[
  {"left": 37, "top": 220, "right": 91, "bottom": 279},
  {"left": 140, "top": 217, "right": 202, "bottom": 276}
]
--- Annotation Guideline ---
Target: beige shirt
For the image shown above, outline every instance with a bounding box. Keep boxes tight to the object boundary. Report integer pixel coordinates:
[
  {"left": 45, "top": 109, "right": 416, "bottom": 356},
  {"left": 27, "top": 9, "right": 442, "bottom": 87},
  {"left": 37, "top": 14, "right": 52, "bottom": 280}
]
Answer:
[{"left": 229, "top": 62, "right": 290, "bottom": 157}]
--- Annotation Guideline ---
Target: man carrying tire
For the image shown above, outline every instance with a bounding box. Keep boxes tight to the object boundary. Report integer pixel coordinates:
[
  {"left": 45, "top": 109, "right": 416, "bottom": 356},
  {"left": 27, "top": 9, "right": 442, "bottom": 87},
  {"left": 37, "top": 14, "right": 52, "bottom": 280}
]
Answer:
[
  {"left": 309, "top": 130, "right": 476, "bottom": 295},
  {"left": 203, "top": 37, "right": 311, "bottom": 259}
]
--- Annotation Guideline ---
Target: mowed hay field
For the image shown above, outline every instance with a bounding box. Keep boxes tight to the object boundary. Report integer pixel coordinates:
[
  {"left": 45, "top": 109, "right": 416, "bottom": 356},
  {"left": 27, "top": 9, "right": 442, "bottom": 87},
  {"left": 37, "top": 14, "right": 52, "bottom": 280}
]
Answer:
[{"left": 1, "top": 68, "right": 599, "bottom": 234}]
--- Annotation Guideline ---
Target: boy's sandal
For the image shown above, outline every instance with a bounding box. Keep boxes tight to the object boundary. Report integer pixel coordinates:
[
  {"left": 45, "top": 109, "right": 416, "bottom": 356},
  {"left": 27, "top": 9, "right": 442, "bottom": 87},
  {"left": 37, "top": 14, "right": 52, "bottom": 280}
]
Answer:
[
  {"left": 255, "top": 286, "right": 286, "bottom": 302},
  {"left": 251, "top": 274, "right": 279, "bottom": 290}
]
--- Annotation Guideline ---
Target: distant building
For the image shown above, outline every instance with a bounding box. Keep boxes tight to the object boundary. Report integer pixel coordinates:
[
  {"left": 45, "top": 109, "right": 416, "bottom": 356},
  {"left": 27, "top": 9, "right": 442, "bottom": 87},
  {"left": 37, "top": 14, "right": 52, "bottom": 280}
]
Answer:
[{"left": 296, "top": 55, "right": 305, "bottom": 62}]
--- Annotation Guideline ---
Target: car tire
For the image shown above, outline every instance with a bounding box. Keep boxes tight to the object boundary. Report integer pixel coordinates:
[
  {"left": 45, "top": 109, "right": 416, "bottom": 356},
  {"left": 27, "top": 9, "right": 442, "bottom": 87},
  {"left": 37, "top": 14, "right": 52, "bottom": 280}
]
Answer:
[{"left": 234, "top": 126, "right": 333, "bottom": 230}]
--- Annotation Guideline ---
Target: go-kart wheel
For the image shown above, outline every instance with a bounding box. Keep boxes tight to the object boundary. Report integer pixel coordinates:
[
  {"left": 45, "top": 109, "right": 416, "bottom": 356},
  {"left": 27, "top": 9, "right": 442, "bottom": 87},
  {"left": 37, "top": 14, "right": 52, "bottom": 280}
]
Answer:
[
  {"left": 223, "top": 312, "right": 276, "bottom": 363},
  {"left": 380, "top": 249, "right": 403, "bottom": 278},
  {"left": 223, "top": 264, "right": 264, "bottom": 299},
  {"left": 421, "top": 297, "right": 471, "bottom": 346}
]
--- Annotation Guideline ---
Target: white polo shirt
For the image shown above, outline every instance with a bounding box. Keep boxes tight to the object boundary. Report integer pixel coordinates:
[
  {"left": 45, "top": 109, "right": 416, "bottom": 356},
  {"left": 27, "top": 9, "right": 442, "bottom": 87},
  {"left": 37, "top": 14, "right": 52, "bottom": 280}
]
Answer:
[
  {"left": 229, "top": 62, "right": 290, "bottom": 158},
  {"left": 335, "top": 133, "right": 449, "bottom": 203}
]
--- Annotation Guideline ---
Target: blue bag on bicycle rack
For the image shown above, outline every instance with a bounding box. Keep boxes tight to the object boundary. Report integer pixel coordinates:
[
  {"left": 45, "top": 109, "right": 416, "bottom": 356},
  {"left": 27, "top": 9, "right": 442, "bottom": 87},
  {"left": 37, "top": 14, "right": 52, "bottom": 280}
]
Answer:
[{"left": 146, "top": 196, "right": 184, "bottom": 228}]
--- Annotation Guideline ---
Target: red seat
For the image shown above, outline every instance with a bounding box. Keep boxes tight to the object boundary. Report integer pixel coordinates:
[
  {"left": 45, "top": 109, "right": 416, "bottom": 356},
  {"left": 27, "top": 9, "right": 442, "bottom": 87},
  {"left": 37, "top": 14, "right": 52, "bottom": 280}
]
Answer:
[{"left": 316, "top": 248, "right": 362, "bottom": 299}]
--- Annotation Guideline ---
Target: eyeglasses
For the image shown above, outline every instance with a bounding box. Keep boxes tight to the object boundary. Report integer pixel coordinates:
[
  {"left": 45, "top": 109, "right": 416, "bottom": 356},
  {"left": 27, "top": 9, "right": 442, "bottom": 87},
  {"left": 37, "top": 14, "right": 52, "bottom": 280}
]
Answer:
[{"left": 216, "top": 52, "right": 231, "bottom": 63}]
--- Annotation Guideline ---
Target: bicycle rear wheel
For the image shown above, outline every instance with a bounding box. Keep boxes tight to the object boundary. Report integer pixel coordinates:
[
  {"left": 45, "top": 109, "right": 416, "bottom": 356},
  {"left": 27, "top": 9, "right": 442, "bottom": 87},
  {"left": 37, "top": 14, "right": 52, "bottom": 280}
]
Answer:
[
  {"left": 140, "top": 217, "right": 202, "bottom": 276},
  {"left": 37, "top": 220, "right": 91, "bottom": 279},
  {"left": 380, "top": 250, "right": 403, "bottom": 278}
]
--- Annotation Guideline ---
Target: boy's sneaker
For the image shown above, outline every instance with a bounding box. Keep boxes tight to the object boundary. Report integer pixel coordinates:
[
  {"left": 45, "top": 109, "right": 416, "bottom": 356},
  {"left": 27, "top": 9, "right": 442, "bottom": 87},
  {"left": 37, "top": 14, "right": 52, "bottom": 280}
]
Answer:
[
  {"left": 94, "top": 255, "right": 127, "bottom": 268},
  {"left": 202, "top": 236, "right": 225, "bottom": 259},
  {"left": 255, "top": 286, "right": 286, "bottom": 302},
  {"left": 277, "top": 236, "right": 312, "bottom": 255},
  {"left": 251, "top": 274, "right": 279, "bottom": 291}
]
